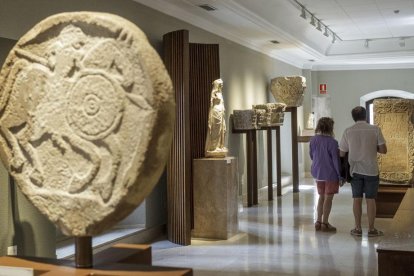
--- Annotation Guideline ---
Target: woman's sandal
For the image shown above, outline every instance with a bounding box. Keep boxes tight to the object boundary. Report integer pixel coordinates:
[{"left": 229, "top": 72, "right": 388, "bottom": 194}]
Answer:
[
  {"left": 315, "top": 221, "right": 322, "bottom": 231},
  {"left": 321, "top": 222, "right": 337, "bottom": 232}
]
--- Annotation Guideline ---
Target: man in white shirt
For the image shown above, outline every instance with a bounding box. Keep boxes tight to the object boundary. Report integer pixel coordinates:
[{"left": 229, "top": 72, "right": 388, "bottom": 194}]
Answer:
[{"left": 339, "top": 106, "right": 387, "bottom": 237}]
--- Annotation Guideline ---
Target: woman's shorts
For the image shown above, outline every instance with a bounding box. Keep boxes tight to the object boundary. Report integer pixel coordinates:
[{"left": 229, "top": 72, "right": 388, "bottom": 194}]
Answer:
[{"left": 316, "top": 180, "right": 339, "bottom": 195}]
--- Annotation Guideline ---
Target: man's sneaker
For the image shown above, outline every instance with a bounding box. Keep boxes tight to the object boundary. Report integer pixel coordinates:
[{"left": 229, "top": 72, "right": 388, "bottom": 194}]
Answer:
[
  {"left": 350, "top": 228, "right": 362, "bottom": 236},
  {"left": 368, "top": 229, "right": 384, "bottom": 237}
]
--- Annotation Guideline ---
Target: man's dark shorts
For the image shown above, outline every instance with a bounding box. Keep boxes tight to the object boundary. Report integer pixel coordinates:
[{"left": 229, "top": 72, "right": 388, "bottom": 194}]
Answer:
[{"left": 351, "top": 173, "right": 379, "bottom": 199}]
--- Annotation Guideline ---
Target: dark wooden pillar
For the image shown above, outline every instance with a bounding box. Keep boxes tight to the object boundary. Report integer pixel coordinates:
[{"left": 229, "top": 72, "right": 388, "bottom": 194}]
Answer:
[
  {"left": 266, "top": 126, "right": 282, "bottom": 200},
  {"left": 246, "top": 130, "right": 257, "bottom": 207},
  {"left": 267, "top": 129, "right": 273, "bottom": 201},
  {"left": 291, "top": 107, "right": 299, "bottom": 192},
  {"left": 275, "top": 126, "right": 282, "bottom": 197},
  {"left": 163, "top": 30, "right": 220, "bottom": 245},
  {"left": 189, "top": 43, "right": 220, "bottom": 228},
  {"left": 286, "top": 107, "right": 299, "bottom": 193},
  {"left": 252, "top": 131, "right": 258, "bottom": 205},
  {"left": 163, "top": 30, "right": 191, "bottom": 245}
]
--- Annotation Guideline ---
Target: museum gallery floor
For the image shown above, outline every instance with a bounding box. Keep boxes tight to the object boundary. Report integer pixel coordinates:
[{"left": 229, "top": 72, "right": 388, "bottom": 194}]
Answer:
[{"left": 151, "top": 178, "right": 390, "bottom": 275}]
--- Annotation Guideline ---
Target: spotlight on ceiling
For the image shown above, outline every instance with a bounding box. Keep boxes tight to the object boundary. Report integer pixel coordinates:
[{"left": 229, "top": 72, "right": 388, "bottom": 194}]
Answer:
[
  {"left": 300, "top": 7, "right": 306, "bottom": 19},
  {"left": 198, "top": 4, "right": 217, "bottom": 11},
  {"left": 310, "top": 15, "right": 316, "bottom": 26},
  {"left": 324, "top": 26, "right": 329, "bottom": 37},
  {"left": 316, "top": 21, "right": 322, "bottom": 31}
]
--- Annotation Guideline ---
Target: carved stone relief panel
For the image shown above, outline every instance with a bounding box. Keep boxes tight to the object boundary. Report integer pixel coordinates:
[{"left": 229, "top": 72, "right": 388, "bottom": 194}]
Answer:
[
  {"left": 232, "top": 110, "right": 257, "bottom": 130},
  {"left": 253, "top": 103, "right": 286, "bottom": 127},
  {"left": 0, "top": 12, "right": 175, "bottom": 236},
  {"left": 374, "top": 99, "right": 414, "bottom": 184},
  {"left": 270, "top": 76, "right": 306, "bottom": 107}
]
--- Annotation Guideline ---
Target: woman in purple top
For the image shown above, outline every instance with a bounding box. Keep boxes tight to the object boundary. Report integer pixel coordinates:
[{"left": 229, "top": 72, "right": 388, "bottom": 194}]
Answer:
[{"left": 310, "top": 117, "right": 341, "bottom": 232}]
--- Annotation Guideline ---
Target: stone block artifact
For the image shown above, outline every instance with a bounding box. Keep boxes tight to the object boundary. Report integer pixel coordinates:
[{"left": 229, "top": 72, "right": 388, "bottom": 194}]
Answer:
[
  {"left": 252, "top": 103, "right": 286, "bottom": 127},
  {"left": 0, "top": 12, "right": 175, "bottom": 236},
  {"left": 205, "top": 79, "right": 228, "bottom": 158},
  {"left": 232, "top": 110, "right": 257, "bottom": 130},
  {"left": 270, "top": 76, "right": 306, "bottom": 107}
]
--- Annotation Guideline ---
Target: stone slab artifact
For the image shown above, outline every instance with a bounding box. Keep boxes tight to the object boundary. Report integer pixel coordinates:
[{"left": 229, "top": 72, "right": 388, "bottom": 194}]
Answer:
[
  {"left": 374, "top": 99, "right": 414, "bottom": 184},
  {"left": 192, "top": 157, "right": 238, "bottom": 240},
  {"left": 232, "top": 110, "right": 257, "bottom": 130},
  {"left": 253, "top": 103, "right": 286, "bottom": 127},
  {"left": 270, "top": 76, "right": 306, "bottom": 107},
  {"left": 0, "top": 12, "right": 175, "bottom": 236}
]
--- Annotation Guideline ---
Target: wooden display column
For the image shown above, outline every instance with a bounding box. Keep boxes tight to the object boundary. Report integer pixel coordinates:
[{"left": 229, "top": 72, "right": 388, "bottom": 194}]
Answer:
[
  {"left": 231, "top": 116, "right": 258, "bottom": 207},
  {"left": 285, "top": 107, "right": 299, "bottom": 193},
  {"left": 163, "top": 30, "right": 220, "bottom": 245},
  {"left": 265, "top": 126, "right": 282, "bottom": 199},
  {"left": 246, "top": 130, "right": 258, "bottom": 206}
]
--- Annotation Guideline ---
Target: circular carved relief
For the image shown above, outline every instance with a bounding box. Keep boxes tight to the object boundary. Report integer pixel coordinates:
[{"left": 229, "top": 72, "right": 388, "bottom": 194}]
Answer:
[
  {"left": 0, "top": 12, "right": 175, "bottom": 236},
  {"left": 67, "top": 74, "right": 124, "bottom": 140}
]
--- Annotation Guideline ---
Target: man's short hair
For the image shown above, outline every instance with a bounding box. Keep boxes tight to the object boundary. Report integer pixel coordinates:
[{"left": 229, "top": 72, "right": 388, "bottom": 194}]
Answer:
[{"left": 351, "top": 106, "right": 366, "bottom": 122}]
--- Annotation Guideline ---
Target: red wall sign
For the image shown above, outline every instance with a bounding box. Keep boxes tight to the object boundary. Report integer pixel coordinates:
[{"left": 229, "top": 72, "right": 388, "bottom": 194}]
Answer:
[{"left": 319, "top": 83, "right": 327, "bottom": 94}]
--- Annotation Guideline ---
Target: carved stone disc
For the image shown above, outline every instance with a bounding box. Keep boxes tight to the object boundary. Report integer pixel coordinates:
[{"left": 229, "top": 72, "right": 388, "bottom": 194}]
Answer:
[{"left": 0, "top": 12, "right": 175, "bottom": 236}]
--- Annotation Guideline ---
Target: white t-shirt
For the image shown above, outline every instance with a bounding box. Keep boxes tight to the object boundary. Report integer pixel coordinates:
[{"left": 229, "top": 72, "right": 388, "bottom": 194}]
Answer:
[{"left": 339, "top": 121, "right": 386, "bottom": 176}]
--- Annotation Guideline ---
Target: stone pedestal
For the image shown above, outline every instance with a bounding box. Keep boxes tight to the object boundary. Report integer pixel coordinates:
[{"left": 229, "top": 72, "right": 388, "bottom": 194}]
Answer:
[{"left": 192, "top": 157, "right": 238, "bottom": 239}]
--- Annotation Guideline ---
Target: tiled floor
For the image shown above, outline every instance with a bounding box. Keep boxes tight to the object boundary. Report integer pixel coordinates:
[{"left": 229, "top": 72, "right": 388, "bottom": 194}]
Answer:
[{"left": 151, "top": 178, "right": 391, "bottom": 275}]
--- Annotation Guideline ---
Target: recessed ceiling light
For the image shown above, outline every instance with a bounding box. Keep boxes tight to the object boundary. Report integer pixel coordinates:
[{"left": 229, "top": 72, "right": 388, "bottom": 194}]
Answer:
[{"left": 198, "top": 4, "right": 217, "bottom": 11}]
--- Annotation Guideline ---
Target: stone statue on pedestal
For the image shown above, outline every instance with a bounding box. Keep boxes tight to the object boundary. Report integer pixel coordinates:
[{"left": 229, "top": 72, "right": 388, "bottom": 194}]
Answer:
[{"left": 205, "top": 79, "right": 228, "bottom": 158}]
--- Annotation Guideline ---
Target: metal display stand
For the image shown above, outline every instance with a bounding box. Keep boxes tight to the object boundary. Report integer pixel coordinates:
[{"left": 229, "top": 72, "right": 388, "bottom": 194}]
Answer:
[{"left": 75, "top": 236, "right": 93, "bottom": 268}]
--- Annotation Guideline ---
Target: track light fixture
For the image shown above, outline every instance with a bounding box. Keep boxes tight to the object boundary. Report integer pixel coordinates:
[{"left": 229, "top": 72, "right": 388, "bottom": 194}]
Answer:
[
  {"left": 310, "top": 15, "right": 316, "bottom": 26},
  {"left": 294, "top": 0, "right": 340, "bottom": 44},
  {"left": 324, "top": 26, "right": 329, "bottom": 37},
  {"left": 316, "top": 21, "right": 322, "bottom": 31},
  {"left": 300, "top": 7, "right": 306, "bottom": 19}
]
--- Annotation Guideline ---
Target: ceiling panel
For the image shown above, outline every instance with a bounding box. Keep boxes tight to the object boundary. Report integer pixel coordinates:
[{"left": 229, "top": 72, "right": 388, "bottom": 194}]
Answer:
[{"left": 132, "top": 0, "right": 414, "bottom": 69}]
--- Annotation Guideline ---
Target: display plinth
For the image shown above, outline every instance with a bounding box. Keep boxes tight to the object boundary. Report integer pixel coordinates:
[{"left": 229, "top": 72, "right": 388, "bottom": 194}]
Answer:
[
  {"left": 0, "top": 246, "right": 192, "bottom": 275},
  {"left": 192, "top": 157, "right": 238, "bottom": 239}
]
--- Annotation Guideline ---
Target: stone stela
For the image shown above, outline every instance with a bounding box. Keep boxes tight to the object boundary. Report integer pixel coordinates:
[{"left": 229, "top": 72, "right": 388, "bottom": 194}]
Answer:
[{"left": 374, "top": 99, "right": 414, "bottom": 184}]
